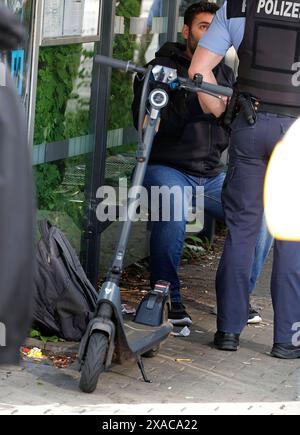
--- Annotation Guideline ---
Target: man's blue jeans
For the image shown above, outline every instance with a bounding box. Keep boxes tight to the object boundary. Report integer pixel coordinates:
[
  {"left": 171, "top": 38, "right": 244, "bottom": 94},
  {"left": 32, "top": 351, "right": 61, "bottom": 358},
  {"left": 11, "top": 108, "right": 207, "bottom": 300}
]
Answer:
[{"left": 143, "top": 164, "right": 273, "bottom": 303}]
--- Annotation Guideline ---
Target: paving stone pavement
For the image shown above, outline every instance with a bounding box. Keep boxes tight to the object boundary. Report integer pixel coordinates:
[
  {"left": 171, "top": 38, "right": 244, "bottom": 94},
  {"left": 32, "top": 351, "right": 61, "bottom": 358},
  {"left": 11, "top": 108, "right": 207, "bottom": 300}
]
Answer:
[{"left": 1, "top": 253, "right": 300, "bottom": 415}]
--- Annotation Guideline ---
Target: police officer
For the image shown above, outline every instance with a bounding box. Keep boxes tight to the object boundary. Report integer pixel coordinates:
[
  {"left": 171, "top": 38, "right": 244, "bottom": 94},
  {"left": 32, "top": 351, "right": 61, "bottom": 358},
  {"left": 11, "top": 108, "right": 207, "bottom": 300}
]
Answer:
[
  {"left": 189, "top": 0, "right": 300, "bottom": 358},
  {"left": 133, "top": 1, "right": 273, "bottom": 327}
]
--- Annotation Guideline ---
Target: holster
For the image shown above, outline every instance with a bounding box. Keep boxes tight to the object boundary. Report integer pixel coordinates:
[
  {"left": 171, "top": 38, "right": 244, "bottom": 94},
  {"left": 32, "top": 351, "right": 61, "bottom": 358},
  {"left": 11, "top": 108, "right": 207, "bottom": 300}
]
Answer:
[{"left": 223, "top": 89, "right": 257, "bottom": 128}]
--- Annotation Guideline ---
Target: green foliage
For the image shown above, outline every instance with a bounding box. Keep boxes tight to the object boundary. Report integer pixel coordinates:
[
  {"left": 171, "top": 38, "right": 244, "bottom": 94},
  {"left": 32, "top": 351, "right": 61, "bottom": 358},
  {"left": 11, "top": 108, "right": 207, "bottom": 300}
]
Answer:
[
  {"left": 30, "top": 328, "right": 65, "bottom": 343},
  {"left": 109, "top": 0, "right": 141, "bottom": 130},
  {"left": 34, "top": 45, "right": 83, "bottom": 144},
  {"left": 33, "top": 0, "right": 142, "bottom": 218},
  {"left": 34, "top": 44, "right": 92, "bottom": 222},
  {"left": 65, "top": 109, "right": 90, "bottom": 139},
  {"left": 117, "top": 0, "right": 140, "bottom": 17},
  {"left": 35, "top": 163, "right": 62, "bottom": 210}
]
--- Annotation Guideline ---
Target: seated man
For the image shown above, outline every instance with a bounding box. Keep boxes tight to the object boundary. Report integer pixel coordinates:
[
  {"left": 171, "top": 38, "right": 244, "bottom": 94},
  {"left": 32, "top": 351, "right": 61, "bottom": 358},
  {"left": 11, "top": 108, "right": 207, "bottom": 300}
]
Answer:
[{"left": 132, "top": 1, "right": 273, "bottom": 326}]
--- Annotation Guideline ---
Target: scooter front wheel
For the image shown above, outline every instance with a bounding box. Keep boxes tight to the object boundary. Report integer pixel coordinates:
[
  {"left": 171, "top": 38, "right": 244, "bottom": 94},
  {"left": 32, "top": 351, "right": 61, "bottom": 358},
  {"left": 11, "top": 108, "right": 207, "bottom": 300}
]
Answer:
[{"left": 79, "top": 332, "right": 109, "bottom": 394}]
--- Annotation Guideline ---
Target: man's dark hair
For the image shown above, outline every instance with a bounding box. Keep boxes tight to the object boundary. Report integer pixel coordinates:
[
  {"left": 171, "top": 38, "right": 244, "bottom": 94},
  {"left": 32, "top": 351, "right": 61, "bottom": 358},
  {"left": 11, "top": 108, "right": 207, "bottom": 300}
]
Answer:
[{"left": 184, "top": 1, "right": 219, "bottom": 27}]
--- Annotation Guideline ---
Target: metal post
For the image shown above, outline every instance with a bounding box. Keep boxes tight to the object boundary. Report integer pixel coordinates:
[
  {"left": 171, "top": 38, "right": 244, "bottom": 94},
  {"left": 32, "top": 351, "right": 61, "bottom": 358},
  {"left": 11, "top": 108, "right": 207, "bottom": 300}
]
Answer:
[
  {"left": 167, "top": 0, "right": 180, "bottom": 42},
  {"left": 81, "top": 0, "right": 117, "bottom": 286},
  {"left": 27, "top": 0, "right": 43, "bottom": 147}
]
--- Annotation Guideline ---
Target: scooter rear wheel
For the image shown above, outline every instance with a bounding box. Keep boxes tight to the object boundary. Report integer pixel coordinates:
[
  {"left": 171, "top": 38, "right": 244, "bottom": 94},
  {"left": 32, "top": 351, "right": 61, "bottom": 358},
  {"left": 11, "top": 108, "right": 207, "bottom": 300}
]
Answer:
[
  {"left": 79, "top": 332, "right": 109, "bottom": 394},
  {"left": 143, "top": 345, "right": 160, "bottom": 358}
]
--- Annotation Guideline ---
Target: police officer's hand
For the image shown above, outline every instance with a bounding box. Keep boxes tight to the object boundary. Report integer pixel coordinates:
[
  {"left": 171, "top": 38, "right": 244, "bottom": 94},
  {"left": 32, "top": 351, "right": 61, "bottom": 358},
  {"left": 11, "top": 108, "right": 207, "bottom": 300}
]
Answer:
[{"left": 0, "top": 4, "right": 25, "bottom": 50}]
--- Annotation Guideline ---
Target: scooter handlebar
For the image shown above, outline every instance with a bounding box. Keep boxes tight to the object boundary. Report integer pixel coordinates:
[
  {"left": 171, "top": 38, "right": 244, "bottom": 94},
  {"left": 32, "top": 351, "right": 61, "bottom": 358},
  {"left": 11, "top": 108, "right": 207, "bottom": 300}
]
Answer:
[
  {"left": 95, "top": 55, "right": 233, "bottom": 98},
  {"left": 180, "top": 77, "right": 233, "bottom": 98},
  {"left": 95, "top": 55, "right": 146, "bottom": 74}
]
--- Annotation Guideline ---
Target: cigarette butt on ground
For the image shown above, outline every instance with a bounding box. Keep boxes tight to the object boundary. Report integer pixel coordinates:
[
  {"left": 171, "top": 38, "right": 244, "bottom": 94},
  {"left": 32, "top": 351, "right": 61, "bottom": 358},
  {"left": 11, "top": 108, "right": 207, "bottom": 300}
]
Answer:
[{"left": 175, "top": 358, "right": 192, "bottom": 362}]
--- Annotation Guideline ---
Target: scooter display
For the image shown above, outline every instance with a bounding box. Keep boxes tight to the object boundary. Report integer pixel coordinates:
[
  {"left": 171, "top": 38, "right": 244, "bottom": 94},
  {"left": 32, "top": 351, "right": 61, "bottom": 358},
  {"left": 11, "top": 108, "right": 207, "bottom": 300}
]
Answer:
[{"left": 78, "top": 55, "right": 233, "bottom": 394}]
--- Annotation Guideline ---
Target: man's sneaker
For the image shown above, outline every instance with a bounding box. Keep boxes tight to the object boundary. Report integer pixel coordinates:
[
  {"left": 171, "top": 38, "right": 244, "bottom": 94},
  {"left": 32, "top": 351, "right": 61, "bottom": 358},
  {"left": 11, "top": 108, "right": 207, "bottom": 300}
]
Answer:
[
  {"left": 271, "top": 343, "right": 300, "bottom": 359},
  {"left": 168, "top": 303, "right": 193, "bottom": 326},
  {"left": 212, "top": 304, "right": 262, "bottom": 325},
  {"left": 248, "top": 305, "right": 262, "bottom": 324}
]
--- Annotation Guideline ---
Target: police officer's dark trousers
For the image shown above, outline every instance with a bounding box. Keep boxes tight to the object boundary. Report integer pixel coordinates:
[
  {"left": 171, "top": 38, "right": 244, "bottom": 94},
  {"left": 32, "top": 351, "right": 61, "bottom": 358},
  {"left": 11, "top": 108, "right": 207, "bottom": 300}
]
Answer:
[{"left": 216, "top": 111, "right": 300, "bottom": 344}]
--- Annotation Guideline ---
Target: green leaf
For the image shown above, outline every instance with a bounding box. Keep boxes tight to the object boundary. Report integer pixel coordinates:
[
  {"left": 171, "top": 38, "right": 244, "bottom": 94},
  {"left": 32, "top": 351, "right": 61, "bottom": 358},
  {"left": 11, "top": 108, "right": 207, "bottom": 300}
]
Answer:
[{"left": 30, "top": 329, "right": 41, "bottom": 339}]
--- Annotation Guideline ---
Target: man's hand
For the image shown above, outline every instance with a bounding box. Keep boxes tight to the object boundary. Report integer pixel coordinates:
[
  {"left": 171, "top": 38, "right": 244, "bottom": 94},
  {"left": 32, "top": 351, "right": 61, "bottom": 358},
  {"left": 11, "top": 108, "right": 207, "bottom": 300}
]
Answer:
[{"left": 0, "top": 4, "right": 25, "bottom": 51}]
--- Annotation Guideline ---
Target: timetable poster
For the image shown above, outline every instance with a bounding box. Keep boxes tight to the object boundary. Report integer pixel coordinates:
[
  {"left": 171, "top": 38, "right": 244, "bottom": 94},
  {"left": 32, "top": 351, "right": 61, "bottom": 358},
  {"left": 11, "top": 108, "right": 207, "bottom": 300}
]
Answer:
[
  {"left": 43, "top": 0, "right": 101, "bottom": 40},
  {"left": 43, "top": 0, "right": 64, "bottom": 38},
  {"left": 43, "top": 0, "right": 86, "bottom": 39},
  {"left": 63, "top": 0, "right": 85, "bottom": 36}
]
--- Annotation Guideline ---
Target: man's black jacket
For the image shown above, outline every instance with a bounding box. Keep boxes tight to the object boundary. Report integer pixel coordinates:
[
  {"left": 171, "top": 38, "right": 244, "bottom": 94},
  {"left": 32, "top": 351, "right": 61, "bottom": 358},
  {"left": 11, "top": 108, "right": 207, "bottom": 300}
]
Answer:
[{"left": 132, "top": 42, "right": 235, "bottom": 178}]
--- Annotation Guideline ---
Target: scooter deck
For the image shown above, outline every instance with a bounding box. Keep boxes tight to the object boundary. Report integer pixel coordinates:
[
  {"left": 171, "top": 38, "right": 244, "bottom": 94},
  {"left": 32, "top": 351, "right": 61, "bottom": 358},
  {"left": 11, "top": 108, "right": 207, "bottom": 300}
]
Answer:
[{"left": 123, "top": 320, "right": 172, "bottom": 355}]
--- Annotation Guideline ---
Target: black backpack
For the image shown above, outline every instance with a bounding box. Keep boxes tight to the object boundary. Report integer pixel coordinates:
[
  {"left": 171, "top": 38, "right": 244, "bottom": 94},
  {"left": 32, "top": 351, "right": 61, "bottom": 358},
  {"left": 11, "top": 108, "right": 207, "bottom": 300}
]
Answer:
[{"left": 33, "top": 220, "right": 98, "bottom": 342}]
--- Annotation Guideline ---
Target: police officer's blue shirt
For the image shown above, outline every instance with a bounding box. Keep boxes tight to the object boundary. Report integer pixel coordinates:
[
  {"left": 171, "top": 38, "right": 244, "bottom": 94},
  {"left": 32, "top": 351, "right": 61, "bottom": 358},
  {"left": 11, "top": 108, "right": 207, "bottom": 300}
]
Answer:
[{"left": 199, "top": 1, "right": 245, "bottom": 54}]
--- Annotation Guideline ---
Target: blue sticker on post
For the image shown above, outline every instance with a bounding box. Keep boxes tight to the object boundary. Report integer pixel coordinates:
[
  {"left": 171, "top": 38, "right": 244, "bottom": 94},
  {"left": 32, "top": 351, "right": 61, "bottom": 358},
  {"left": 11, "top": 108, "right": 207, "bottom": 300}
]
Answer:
[{"left": 10, "top": 49, "right": 25, "bottom": 96}]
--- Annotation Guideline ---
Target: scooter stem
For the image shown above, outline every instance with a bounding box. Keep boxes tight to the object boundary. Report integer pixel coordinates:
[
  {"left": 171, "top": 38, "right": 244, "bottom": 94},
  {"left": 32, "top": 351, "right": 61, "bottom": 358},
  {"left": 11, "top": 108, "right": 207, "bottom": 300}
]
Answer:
[{"left": 107, "top": 97, "right": 164, "bottom": 283}]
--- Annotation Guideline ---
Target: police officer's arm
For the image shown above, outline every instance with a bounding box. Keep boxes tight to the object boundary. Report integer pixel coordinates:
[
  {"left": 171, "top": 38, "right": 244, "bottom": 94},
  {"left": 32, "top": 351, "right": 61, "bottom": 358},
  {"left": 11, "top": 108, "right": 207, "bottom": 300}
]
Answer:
[
  {"left": 189, "top": 1, "right": 235, "bottom": 118},
  {"left": 189, "top": 46, "right": 226, "bottom": 118}
]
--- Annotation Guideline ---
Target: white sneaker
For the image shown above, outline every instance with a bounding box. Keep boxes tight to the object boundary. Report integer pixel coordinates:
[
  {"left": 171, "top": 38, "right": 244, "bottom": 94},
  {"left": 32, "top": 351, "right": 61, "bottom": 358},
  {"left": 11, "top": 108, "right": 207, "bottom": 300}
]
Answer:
[
  {"left": 247, "top": 306, "right": 262, "bottom": 324},
  {"left": 212, "top": 305, "right": 262, "bottom": 324},
  {"left": 168, "top": 303, "right": 193, "bottom": 326}
]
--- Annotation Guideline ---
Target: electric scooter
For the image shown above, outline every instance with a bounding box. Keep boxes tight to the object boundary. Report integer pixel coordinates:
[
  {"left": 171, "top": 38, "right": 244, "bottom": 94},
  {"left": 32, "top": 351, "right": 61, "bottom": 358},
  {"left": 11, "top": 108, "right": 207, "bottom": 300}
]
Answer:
[{"left": 78, "top": 55, "right": 233, "bottom": 394}]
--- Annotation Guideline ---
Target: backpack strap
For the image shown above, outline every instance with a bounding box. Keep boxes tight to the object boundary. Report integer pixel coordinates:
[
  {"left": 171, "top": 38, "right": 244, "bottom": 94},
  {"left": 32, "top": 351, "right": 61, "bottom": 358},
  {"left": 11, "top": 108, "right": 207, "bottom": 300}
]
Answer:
[
  {"left": 50, "top": 228, "right": 98, "bottom": 306},
  {"left": 37, "top": 219, "right": 52, "bottom": 248},
  {"left": 51, "top": 228, "right": 78, "bottom": 270}
]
